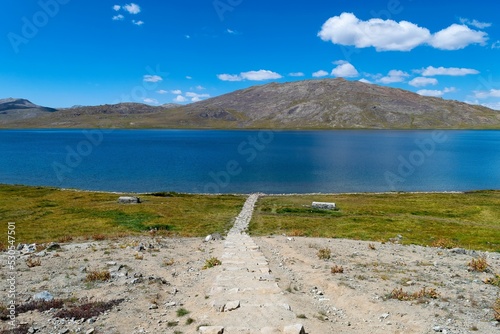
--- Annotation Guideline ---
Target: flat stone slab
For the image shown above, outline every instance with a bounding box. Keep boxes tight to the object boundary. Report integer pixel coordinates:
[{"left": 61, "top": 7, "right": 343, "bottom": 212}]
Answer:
[{"left": 199, "top": 326, "right": 224, "bottom": 334}]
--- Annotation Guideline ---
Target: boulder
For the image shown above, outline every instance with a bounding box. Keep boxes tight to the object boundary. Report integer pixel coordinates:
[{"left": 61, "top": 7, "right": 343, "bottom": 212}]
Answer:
[
  {"left": 118, "top": 196, "right": 141, "bottom": 204},
  {"left": 312, "top": 201, "right": 336, "bottom": 210}
]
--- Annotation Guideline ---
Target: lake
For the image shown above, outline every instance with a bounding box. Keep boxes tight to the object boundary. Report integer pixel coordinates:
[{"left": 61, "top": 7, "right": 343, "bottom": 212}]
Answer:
[{"left": 0, "top": 129, "right": 499, "bottom": 194}]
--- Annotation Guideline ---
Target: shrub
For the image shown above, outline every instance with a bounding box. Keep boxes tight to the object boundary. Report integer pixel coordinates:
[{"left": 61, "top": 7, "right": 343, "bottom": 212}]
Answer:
[
  {"left": 54, "top": 298, "right": 123, "bottom": 320},
  {"left": 494, "top": 298, "right": 500, "bottom": 321},
  {"left": 176, "top": 307, "right": 190, "bottom": 317},
  {"left": 203, "top": 257, "right": 222, "bottom": 269},
  {"left": 85, "top": 269, "right": 110, "bottom": 282},
  {"left": 484, "top": 274, "right": 500, "bottom": 287},
  {"left": 468, "top": 256, "right": 488, "bottom": 272},
  {"left": 26, "top": 257, "right": 41, "bottom": 268},
  {"left": 331, "top": 265, "right": 344, "bottom": 274},
  {"left": 92, "top": 234, "right": 106, "bottom": 241},
  {"left": 317, "top": 248, "right": 331, "bottom": 260},
  {"left": 388, "top": 287, "right": 440, "bottom": 301},
  {"left": 58, "top": 235, "right": 74, "bottom": 243},
  {"left": 431, "top": 238, "right": 457, "bottom": 249}
]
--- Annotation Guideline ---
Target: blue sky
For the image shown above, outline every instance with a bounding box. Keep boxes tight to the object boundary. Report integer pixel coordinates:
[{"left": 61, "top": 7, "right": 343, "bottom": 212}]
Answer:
[{"left": 1, "top": 0, "right": 499, "bottom": 109}]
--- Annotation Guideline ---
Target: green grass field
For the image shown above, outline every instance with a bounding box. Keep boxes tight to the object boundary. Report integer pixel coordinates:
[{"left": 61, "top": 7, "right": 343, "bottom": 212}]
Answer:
[
  {"left": 0, "top": 184, "right": 245, "bottom": 244},
  {"left": 1, "top": 185, "right": 499, "bottom": 252},
  {"left": 250, "top": 191, "right": 500, "bottom": 252}
]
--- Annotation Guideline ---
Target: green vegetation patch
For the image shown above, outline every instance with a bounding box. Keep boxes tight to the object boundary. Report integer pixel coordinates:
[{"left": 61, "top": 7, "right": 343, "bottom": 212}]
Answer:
[
  {"left": 250, "top": 191, "right": 500, "bottom": 252},
  {"left": 0, "top": 184, "right": 245, "bottom": 243}
]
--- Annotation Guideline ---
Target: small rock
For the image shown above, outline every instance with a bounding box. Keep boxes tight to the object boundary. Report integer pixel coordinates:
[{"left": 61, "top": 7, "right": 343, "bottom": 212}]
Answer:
[
  {"left": 450, "top": 248, "right": 467, "bottom": 255},
  {"left": 433, "top": 325, "right": 443, "bottom": 332},
  {"left": 106, "top": 261, "right": 117, "bottom": 266},
  {"left": 204, "top": 234, "right": 213, "bottom": 242},
  {"left": 149, "top": 304, "right": 158, "bottom": 310},
  {"left": 198, "top": 326, "right": 224, "bottom": 334},
  {"left": 28, "top": 327, "right": 37, "bottom": 334},
  {"left": 59, "top": 329, "right": 69, "bottom": 334},
  {"left": 282, "top": 303, "right": 292, "bottom": 311},
  {"left": 46, "top": 242, "right": 61, "bottom": 251},
  {"left": 261, "top": 327, "right": 280, "bottom": 333},
  {"left": 224, "top": 300, "right": 240, "bottom": 312},
  {"left": 164, "top": 301, "right": 177, "bottom": 307},
  {"left": 379, "top": 313, "right": 390, "bottom": 321},
  {"left": 85, "top": 329, "right": 95, "bottom": 334},
  {"left": 283, "top": 324, "right": 305, "bottom": 334},
  {"left": 33, "top": 291, "right": 53, "bottom": 302}
]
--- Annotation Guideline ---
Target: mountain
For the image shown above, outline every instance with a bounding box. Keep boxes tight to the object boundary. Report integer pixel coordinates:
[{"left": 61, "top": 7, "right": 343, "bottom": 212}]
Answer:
[
  {"left": 178, "top": 78, "right": 500, "bottom": 129},
  {"left": 0, "top": 98, "right": 56, "bottom": 122},
  {"left": 1, "top": 79, "right": 499, "bottom": 129}
]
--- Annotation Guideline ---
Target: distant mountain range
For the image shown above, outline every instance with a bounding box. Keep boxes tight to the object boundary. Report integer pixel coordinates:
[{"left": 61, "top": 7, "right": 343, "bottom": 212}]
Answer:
[{"left": 1, "top": 79, "right": 499, "bottom": 129}]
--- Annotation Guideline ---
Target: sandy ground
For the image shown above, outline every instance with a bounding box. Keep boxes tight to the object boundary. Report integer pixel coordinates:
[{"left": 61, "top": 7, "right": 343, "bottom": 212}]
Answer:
[{"left": 2, "top": 234, "right": 499, "bottom": 334}]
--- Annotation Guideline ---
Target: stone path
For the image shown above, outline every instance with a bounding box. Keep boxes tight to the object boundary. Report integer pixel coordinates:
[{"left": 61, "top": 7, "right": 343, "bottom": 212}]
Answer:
[{"left": 201, "top": 194, "right": 305, "bottom": 334}]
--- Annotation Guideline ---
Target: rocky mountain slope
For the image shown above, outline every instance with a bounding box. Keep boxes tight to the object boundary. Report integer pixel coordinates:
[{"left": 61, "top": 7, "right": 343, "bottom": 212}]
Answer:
[{"left": 1, "top": 79, "right": 499, "bottom": 129}]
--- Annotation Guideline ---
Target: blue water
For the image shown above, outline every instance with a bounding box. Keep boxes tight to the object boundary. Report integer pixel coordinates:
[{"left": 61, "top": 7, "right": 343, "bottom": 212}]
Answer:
[{"left": 0, "top": 129, "right": 499, "bottom": 193}]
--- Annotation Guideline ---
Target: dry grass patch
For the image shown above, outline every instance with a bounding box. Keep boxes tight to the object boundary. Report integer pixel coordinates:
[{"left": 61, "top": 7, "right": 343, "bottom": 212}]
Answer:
[
  {"left": 54, "top": 298, "right": 124, "bottom": 320},
  {"left": 388, "top": 287, "right": 440, "bottom": 301},
  {"left": 331, "top": 265, "right": 344, "bottom": 274},
  {"left": 317, "top": 248, "right": 331, "bottom": 260},
  {"left": 468, "top": 256, "right": 489, "bottom": 272},
  {"left": 25, "top": 257, "right": 41, "bottom": 268},
  {"left": 85, "top": 269, "right": 111, "bottom": 282},
  {"left": 494, "top": 298, "right": 500, "bottom": 321},
  {"left": 484, "top": 274, "right": 500, "bottom": 287}
]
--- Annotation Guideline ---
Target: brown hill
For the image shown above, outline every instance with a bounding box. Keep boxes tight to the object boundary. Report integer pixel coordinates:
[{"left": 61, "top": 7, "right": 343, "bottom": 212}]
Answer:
[{"left": 1, "top": 79, "right": 499, "bottom": 129}]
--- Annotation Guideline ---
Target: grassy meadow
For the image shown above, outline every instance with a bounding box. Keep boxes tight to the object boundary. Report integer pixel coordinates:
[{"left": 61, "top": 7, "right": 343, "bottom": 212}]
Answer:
[
  {"left": 1, "top": 184, "right": 499, "bottom": 252},
  {"left": 0, "top": 184, "right": 245, "bottom": 244},
  {"left": 250, "top": 191, "right": 500, "bottom": 252}
]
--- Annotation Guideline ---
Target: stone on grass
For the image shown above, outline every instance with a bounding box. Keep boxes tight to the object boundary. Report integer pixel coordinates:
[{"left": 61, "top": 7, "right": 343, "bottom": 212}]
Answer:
[
  {"left": 118, "top": 196, "right": 141, "bottom": 204},
  {"left": 312, "top": 201, "right": 336, "bottom": 210}
]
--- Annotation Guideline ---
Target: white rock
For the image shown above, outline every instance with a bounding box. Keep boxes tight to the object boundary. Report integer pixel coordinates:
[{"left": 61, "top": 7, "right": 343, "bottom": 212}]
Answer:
[{"left": 198, "top": 326, "right": 224, "bottom": 334}]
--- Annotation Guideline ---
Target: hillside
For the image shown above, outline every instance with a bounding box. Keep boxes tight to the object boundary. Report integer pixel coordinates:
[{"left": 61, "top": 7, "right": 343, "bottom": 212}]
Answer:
[{"left": 1, "top": 79, "right": 499, "bottom": 129}]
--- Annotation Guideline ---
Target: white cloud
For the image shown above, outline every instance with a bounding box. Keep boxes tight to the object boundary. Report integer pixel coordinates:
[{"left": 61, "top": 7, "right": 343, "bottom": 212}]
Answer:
[
  {"left": 186, "top": 76, "right": 192, "bottom": 80},
  {"left": 143, "top": 75, "right": 163, "bottom": 83},
  {"left": 318, "top": 12, "right": 431, "bottom": 51},
  {"left": 312, "top": 70, "right": 328, "bottom": 78},
  {"left": 421, "top": 66, "right": 479, "bottom": 76},
  {"left": 170, "top": 89, "right": 182, "bottom": 95},
  {"left": 174, "top": 95, "right": 187, "bottom": 103},
  {"left": 474, "top": 89, "right": 500, "bottom": 99},
  {"left": 124, "top": 3, "right": 141, "bottom": 14},
  {"left": 217, "top": 74, "right": 242, "bottom": 82},
  {"left": 156, "top": 90, "right": 168, "bottom": 94},
  {"left": 185, "top": 92, "right": 210, "bottom": 102},
  {"left": 226, "top": 29, "right": 240, "bottom": 35},
  {"left": 132, "top": 20, "right": 144, "bottom": 26},
  {"left": 429, "top": 24, "right": 487, "bottom": 50},
  {"left": 289, "top": 72, "right": 305, "bottom": 77},
  {"left": 378, "top": 70, "right": 409, "bottom": 84},
  {"left": 318, "top": 12, "right": 489, "bottom": 52},
  {"left": 241, "top": 70, "right": 282, "bottom": 81},
  {"left": 459, "top": 18, "right": 492, "bottom": 29},
  {"left": 217, "top": 70, "right": 282, "bottom": 82},
  {"left": 331, "top": 60, "right": 359, "bottom": 78},
  {"left": 417, "top": 87, "right": 456, "bottom": 97},
  {"left": 417, "top": 89, "right": 444, "bottom": 97},
  {"left": 409, "top": 77, "right": 438, "bottom": 87},
  {"left": 358, "top": 78, "right": 372, "bottom": 84},
  {"left": 481, "top": 102, "right": 500, "bottom": 110},
  {"left": 195, "top": 85, "right": 205, "bottom": 90},
  {"left": 113, "top": 5, "right": 121, "bottom": 11},
  {"left": 143, "top": 98, "right": 158, "bottom": 105},
  {"left": 492, "top": 41, "right": 500, "bottom": 49},
  {"left": 112, "top": 14, "right": 124, "bottom": 20}
]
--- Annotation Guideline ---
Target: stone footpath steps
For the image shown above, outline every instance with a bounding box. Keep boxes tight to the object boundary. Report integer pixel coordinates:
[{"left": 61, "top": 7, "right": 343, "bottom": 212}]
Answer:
[{"left": 201, "top": 194, "right": 306, "bottom": 334}]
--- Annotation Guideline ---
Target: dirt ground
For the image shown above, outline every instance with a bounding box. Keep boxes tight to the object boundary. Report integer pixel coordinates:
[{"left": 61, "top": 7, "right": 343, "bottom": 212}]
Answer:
[{"left": 2, "top": 234, "right": 499, "bottom": 334}]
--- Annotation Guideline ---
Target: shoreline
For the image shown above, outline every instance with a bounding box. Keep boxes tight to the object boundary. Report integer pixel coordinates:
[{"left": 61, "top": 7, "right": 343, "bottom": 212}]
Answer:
[{"left": 1, "top": 183, "right": 485, "bottom": 196}]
